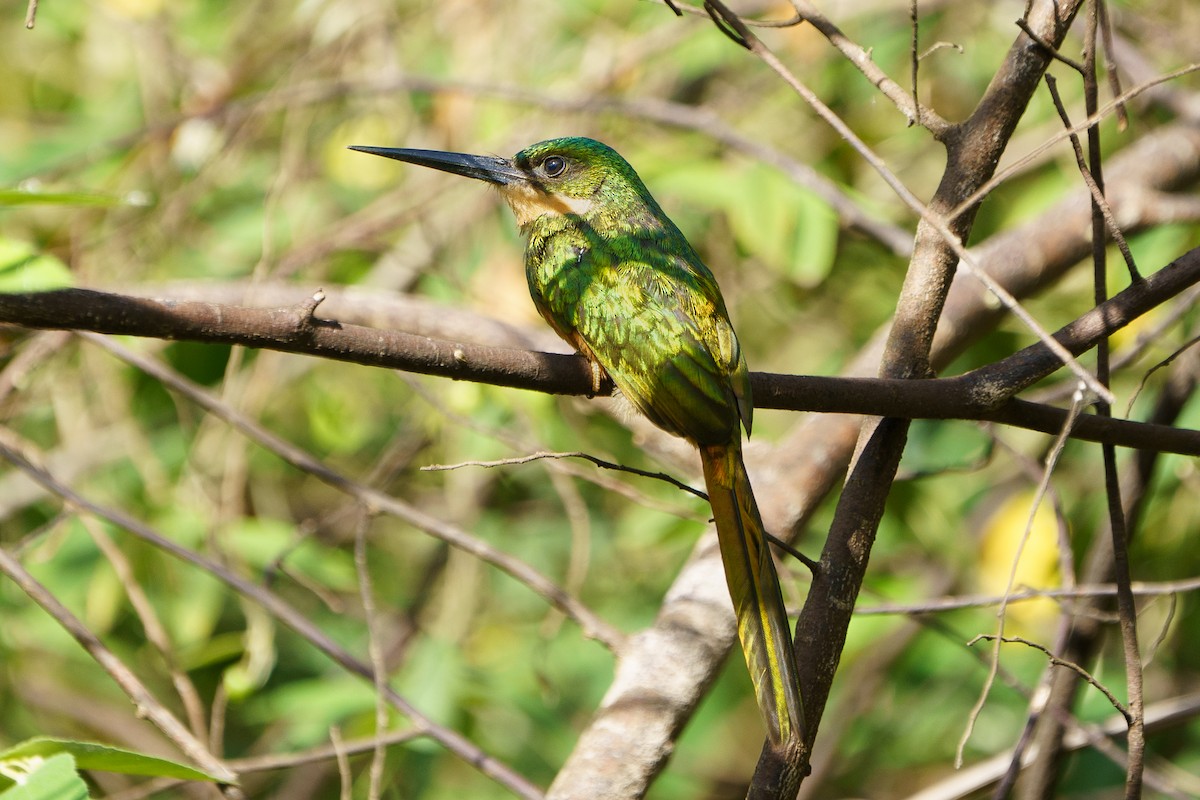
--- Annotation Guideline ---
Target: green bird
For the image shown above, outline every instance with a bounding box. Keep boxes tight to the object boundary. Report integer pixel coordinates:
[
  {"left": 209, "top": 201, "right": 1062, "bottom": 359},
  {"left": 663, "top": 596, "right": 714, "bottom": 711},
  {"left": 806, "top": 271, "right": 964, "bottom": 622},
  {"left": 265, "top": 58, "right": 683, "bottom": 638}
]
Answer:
[{"left": 350, "top": 136, "right": 804, "bottom": 748}]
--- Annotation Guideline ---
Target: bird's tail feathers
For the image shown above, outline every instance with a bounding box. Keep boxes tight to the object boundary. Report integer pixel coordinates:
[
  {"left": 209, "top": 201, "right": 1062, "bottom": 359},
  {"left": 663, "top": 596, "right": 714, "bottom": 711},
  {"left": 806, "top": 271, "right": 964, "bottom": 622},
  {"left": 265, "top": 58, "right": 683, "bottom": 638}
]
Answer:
[{"left": 700, "top": 441, "right": 804, "bottom": 747}]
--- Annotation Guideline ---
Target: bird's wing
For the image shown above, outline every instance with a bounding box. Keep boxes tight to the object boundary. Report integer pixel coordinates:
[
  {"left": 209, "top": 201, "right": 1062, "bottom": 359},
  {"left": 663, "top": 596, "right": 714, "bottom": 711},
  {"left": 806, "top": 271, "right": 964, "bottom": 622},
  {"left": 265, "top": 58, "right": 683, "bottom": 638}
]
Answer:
[{"left": 572, "top": 254, "right": 746, "bottom": 446}]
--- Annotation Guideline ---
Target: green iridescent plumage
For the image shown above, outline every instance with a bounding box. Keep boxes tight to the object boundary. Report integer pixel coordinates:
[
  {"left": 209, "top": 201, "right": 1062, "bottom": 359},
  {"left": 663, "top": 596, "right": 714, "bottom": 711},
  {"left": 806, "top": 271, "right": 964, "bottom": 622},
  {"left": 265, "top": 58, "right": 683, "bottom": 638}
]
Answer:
[{"left": 351, "top": 136, "right": 805, "bottom": 748}]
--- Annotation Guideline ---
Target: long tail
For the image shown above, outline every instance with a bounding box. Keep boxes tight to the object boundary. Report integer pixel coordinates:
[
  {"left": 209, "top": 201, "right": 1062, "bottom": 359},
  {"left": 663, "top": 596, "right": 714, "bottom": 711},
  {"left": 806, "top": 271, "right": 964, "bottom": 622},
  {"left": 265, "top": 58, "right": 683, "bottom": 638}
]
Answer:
[{"left": 700, "top": 441, "right": 804, "bottom": 747}]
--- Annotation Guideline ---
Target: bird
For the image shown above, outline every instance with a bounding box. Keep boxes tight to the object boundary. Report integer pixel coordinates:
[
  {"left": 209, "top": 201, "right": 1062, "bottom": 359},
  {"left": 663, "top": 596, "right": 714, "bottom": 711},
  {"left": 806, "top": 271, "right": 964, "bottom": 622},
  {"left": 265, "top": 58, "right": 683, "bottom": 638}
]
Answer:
[{"left": 350, "top": 136, "right": 805, "bottom": 749}]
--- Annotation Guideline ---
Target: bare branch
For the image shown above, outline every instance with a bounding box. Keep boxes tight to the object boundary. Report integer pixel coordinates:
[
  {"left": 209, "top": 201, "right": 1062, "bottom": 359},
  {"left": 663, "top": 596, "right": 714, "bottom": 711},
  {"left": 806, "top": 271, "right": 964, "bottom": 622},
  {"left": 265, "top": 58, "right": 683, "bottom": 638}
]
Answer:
[
  {"left": 422, "top": 451, "right": 709, "bottom": 501},
  {"left": 790, "top": 0, "right": 950, "bottom": 134},
  {"left": 0, "top": 435, "right": 546, "bottom": 800},
  {"left": 708, "top": 0, "right": 1111, "bottom": 404},
  {"left": 0, "top": 523, "right": 238, "bottom": 786},
  {"left": 1, "top": 244, "right": 1198, "bottom": 454},
  {"left": 84, "top": 333, "right": 623, "bottom": 651},
  {"left": 855, "top": 576, "right": 1200, "bottom": 616}
]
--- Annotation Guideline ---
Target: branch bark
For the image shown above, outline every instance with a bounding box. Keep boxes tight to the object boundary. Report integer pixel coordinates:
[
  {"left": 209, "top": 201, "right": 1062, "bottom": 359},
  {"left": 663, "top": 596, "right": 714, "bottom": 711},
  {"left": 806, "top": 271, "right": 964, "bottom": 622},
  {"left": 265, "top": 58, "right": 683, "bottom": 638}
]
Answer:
[
  {"left": 2, "top": 245, "right": 1198, "bottom": 455},
  {"left": 546, "top": 5, "right": 1199, "bottom": 800},
  {"left": 766, "top": 0, "right": 1086, "bottom": 792}
]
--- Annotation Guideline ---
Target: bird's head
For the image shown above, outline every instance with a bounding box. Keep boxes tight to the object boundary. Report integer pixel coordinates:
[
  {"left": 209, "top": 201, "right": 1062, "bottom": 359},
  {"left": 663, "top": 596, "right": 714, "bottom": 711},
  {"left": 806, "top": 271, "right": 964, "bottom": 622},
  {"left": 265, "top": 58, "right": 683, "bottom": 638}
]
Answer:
[{"left": 348, "top": 137, "right": 659, "bottom": 230}]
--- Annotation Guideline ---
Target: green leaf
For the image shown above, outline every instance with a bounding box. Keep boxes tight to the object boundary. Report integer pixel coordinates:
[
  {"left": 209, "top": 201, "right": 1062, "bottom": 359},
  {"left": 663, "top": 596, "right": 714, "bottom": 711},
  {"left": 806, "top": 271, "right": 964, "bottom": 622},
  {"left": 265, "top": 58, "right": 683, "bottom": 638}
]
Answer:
[
  {"left": 304, "top": 376, "right": 376, "bottom": 454},
  {"left": 727, "top": 164, "right": 839, "bottom": 287},
  {"left": 654, "top": 162, "right": 839, "bottom": 286},
  {"left": 0, "top": 739, "right": 229, "bottom": 785},
  {"left": 0, "top": 189, "right": 123, "bottom": 207},
  {"left": 0, "top": 753, "right": 88, "bottom": 800},
  {"left": 0, "top": 239, "right": 73, "bottom": 291}
]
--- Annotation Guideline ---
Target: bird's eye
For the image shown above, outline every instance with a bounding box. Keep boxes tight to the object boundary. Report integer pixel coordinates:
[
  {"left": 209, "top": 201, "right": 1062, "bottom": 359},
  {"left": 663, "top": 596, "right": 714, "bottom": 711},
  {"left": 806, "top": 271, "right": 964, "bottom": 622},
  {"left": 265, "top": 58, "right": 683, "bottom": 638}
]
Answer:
[{"left": 542, "top": 156, "right": 567, "bottom": 177}]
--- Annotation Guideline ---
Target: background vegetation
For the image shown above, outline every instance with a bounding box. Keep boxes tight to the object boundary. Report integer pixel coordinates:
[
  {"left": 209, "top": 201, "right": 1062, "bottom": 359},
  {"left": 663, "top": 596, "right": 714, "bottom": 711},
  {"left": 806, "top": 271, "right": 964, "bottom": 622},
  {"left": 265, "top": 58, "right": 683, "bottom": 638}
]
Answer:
[{"left": 1, "top": 1, "right": 1198, "bottom": 798}]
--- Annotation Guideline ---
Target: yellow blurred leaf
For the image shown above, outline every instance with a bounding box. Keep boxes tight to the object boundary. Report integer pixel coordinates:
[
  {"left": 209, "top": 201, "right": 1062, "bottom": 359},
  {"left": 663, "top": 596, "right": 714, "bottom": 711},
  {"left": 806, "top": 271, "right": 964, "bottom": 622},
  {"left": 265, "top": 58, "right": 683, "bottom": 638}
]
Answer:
[
  {"left": 99, "top": 0, "right": 163, "bottom": 20},
  {"left": 978, "top": 490, "right": 1062, "bottom": 633},
  {"left": 325, "top": 115, "right": 411, "bottom": 190}
]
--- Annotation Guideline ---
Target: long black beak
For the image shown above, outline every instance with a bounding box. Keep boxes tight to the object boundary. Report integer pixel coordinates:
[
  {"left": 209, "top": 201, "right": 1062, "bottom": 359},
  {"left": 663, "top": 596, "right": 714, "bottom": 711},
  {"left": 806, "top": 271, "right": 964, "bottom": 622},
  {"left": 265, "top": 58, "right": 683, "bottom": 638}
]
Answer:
[{"left": 347, "top": 146, "right": 527, "bottom": 186}]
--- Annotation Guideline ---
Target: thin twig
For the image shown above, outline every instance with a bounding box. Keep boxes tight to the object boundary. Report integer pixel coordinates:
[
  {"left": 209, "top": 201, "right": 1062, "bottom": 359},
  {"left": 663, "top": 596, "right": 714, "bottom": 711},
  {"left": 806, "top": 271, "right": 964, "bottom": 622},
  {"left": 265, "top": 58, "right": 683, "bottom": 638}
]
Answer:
[
  {"left": 1097, "top": 0, "right": 1129, "bottom": 131},
  {"left": 399, "top": 374, "right": 708, "bottom": 522},
  {"left": 1016, "top": 17, "right": 1085, "bottom": 72},
  {"left": 0, "top": 529, "right": 238, "bottom": 786},
  {"left": 766, "top": 532, "right": 820, "bottom": 574},
  {"left": 704, "top": 0, "right": 1114, "bottom": 404},
  {"left": 1045, "top": 74, "right": 1141, "bottom": 282},
  {"left": 659, "top": 0, "right": 803, "bottom": 28},
  {"left": 909, "top": 0, "right": 920, "bottom": 128},
  {"left": 703, "top": 0, "right": 751, "bottom": 49},
  {"left": 1083, "top": 3, "right": 1146, "bottom": 793},
  {"left": 1143, "top": 592, "right": 1177, "bottom": 668},
  {"left": 917, "top": 41, "right": 963, "bottom": 61},
  {"left": 1126, "top": 333, "right": 1200, "bottom": 416},
  {"left": 854, "top": 576, "right": 1200, "bottom": 615},
  {"left": 330, "top": 727, "right": 351, "bottom": 800},
  {"left": 956, "top": 389, "right": 1085, "bottom": 767},
  {"left": 789, "top": 0, "right": 949, "bottom": 133},
  {"left": 0, "top": 433, "right": 546, "bottom": 800},
  {"left": 989, "top": 428, "right": 1077, "bottom": 593},
  {"left": 969, "top": 635, "right": 1130, "bottom": 722},
  {"left": 422, "top": 450, "right": 708, "bottom": 501},
  {"left": 232, "top": 728, "right": 423, "bottom": 773},
  {"left": 353, "top": 510, "right": 387, "bottom": 800}
]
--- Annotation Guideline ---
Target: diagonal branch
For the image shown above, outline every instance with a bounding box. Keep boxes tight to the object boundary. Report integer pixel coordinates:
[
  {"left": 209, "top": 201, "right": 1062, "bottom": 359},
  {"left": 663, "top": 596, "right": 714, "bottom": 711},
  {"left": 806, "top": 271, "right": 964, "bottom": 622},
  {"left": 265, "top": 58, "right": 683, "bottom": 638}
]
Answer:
[
  {"left": 0, "top": 536, "right": 238, "bottom": 787},
  {"left": 777, "top": 0, "right": 1085, "bottom": 794},
  {"left": 0, "top": 434, "right": 547, "bottom": 800},
  {"left": 82, "top": 333, "right": 623, "bottom": 651},
  {"left": 547, "top": 115, "right": 1200, "bottom": 800},
  {"left": 789, "top": 0, "right": 951, "bottom": 135}
]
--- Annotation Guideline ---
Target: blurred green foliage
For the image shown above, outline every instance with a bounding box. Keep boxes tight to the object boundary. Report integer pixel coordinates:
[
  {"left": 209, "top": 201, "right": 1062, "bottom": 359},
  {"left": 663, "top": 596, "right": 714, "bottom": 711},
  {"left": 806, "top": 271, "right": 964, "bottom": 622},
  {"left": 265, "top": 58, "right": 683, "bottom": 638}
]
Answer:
[{"left": 2, "top": 0, "right": 1199, "bottom": 798}]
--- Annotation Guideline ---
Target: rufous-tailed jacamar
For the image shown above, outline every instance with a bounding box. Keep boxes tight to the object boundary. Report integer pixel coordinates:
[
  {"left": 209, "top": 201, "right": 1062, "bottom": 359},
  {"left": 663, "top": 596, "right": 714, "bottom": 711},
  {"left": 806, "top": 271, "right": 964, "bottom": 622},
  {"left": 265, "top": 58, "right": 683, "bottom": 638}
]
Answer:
[{"left": 350, "top": 137, "right": 804, "bottom": 748}]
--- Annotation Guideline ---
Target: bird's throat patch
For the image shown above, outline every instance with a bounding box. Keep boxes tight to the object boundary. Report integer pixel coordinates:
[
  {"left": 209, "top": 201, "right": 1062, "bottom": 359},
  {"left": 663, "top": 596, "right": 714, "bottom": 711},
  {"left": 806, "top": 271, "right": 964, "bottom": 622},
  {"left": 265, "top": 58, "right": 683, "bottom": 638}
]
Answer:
[{"left": 499, "top": 182, "right": 594, "bottom": 226}]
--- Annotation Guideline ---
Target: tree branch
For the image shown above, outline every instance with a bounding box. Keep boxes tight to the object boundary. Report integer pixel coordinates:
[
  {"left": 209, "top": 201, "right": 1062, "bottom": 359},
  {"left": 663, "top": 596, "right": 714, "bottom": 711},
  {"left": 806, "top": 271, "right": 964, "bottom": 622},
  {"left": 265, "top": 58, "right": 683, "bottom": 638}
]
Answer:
[
  {"left": 784, "top": 0, "right": 1085, "bottom": 794},
  {"left": 1, "top": 246, "right": 1198, "bottom": 456},
  {"left": 0, "top": 425, "right": 548, "bottom": 800}
]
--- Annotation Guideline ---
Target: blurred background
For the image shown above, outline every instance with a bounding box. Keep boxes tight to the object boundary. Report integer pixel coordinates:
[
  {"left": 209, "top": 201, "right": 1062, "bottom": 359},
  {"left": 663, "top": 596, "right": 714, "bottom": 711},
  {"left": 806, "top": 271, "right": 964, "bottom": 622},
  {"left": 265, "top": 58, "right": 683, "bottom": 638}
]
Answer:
[{"left": 1, "top": 1, "right": 1199, "bottom": 798}]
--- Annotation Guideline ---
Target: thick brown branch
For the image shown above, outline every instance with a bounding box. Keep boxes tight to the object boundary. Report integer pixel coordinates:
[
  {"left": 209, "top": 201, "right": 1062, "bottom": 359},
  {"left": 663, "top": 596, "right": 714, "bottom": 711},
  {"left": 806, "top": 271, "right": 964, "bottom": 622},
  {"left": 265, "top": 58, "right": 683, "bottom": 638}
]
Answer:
[
  {"left": 788, "top": 2, "right": 1086, "bottom": 793},
  {"left": 0, "top": 289, "right": 600, "bottom": 396},
  {"left": 549, "top": 117, "right": 1200, "bottom": 800},
  {"left": 1, "top": 255, "right": 1198, "bottom": 456}
]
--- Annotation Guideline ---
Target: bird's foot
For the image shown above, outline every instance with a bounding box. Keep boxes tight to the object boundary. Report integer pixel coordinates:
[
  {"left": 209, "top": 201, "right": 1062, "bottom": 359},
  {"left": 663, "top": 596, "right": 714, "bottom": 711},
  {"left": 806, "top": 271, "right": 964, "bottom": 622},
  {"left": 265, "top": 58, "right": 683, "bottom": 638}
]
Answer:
[{"left": 588, "top": 360, "right": 603, "bottom": 398}]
